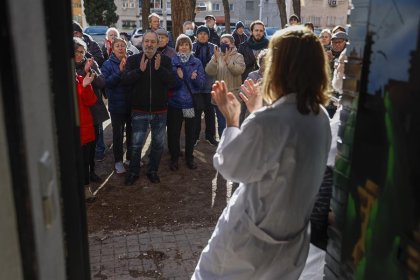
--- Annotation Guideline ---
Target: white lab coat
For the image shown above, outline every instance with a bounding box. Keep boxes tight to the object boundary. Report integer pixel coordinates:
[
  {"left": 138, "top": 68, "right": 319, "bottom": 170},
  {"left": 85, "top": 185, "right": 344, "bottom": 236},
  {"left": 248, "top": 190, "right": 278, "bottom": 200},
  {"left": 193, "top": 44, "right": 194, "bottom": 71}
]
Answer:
[{"left": 192, "top": 93, "right": 331, "bottom": 280}]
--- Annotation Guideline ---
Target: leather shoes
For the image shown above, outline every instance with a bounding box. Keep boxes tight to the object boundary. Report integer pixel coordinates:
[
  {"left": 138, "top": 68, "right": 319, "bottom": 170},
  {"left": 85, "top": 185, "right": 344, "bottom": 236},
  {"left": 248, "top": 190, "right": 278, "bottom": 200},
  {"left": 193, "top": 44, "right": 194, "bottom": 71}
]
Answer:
[
  {"left": 124, "top": 173, "right": 139, "bottom": 186},
  {"left": 90, "top": 172, "right": 102, "bottom": 183},
  {"left": 146, "top": 172, "right": 160, "bottom": 183},
  {"left": 170, "top": 160, "right": 179, "bottom": 171},
  {"left": 186, "top": 160, "right": 197, "bottom": 170}
]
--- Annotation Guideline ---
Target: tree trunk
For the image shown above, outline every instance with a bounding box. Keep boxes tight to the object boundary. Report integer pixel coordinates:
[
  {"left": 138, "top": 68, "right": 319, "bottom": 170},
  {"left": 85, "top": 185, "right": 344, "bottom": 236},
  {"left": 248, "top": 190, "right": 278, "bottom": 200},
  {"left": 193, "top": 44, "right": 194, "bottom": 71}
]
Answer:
[
  {"left": 276, "top": 0, "right": 287, "bottom": 28},
  {"left": 171, "top": 0, "right": 196, "bottom": 39},
  {"left": 222, "top": 0, "right": 231, "bottom": 33},
  {"left": 292, "top": 0, "right": 301, "bottom": 20},
  {"left": 141, "top": 0, "right": 151, "bottom": 31}
]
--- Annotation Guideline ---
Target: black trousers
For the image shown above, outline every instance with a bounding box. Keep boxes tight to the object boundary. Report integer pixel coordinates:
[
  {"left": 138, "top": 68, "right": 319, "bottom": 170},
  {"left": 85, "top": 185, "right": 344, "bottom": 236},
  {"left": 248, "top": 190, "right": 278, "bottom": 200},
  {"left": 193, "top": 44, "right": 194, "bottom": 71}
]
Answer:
[
  {"left": 110, "top": 112, "right": 132, "bottom": 163},
  {"left": 167, "top": 105, "right": 196, "bottom": 162},
  {"left": 81, "top": 141, "right": 96, "bottom": 185},
  {"left": 194, "top": 93, "right": 215, "bottom": 141}
]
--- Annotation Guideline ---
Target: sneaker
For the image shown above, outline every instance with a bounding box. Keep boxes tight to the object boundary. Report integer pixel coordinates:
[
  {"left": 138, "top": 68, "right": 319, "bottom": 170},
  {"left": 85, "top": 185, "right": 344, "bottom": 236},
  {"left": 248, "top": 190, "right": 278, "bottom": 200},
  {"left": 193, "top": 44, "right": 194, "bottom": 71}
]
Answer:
[
  {"left": 123, "top": 160, "right": 130, "bottom": 167},
  {"left": 205, "top": 137, "right": 219, "bottom": 146},
  {"left": 115, "top": 162, "right": 126, "bottom": 175},
  {"left": 194, "top": 139, "right": 199, "bottom": 147},
  {"left": 170, "top": 160, "right": 179, "bottom": 171}
]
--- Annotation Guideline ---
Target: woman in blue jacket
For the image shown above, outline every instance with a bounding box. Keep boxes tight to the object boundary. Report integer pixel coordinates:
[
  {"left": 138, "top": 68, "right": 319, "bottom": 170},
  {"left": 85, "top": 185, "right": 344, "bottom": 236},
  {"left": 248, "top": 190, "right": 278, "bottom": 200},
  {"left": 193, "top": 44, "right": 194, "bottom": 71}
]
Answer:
[
  {"left": 100, "top": 38, "right": 132, "bottom": 175},
  {"left": 168, "top": 34, "right": 205, "bottom": 171}
]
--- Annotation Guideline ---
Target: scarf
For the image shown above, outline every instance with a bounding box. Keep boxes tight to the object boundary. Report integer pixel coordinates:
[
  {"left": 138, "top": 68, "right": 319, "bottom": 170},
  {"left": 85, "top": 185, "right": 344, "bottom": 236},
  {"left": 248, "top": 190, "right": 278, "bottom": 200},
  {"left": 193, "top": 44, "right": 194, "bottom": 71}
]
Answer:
[
  {"left": 247, "top": 36, "right": 269, "bottom": 51},
  {"left": 178, "top": 52, "right": 192, "bottom": 63}
]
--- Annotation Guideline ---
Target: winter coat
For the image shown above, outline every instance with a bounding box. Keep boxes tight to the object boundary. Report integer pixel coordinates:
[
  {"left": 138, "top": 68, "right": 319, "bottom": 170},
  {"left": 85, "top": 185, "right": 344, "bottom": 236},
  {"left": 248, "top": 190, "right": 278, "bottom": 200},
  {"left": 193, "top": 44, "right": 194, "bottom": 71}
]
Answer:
[
  {"left": 75, "top": 58, "right": 109, "bottom": 124},
  {"left": 238, "top": 37, "right": 269, "bottom": 82},
  {"left": 232, "top": 30, "right": 248, "bottom": 48},
  {"left": 122, "top": 51, "right": 176, "bottom": 112},
  {"left": 82, "top": 33, "right": 105, "bottom": 67},
  {"left": 205, "top": 48, "right": 245, "bottom": 98},
  {"left": 159, "top": 46, "right": 177, "bottom": 59},
  {"left": 101, "top": 54, "right": 131, "bottom": 114},
  {"left": 208, "top": 27, "right": 220, "bottom": 46},
  {"left": 192, "top": 93, "right": 332, "bottom": 280},
  {"left": 192, "top": 41, "right": 217, "bottom": 93},
  {"left": 76, "top": 75, "right": 97, "bottom": 145},
  {"left": 169, "top": 54, "right": 205, "bottom": 109}
]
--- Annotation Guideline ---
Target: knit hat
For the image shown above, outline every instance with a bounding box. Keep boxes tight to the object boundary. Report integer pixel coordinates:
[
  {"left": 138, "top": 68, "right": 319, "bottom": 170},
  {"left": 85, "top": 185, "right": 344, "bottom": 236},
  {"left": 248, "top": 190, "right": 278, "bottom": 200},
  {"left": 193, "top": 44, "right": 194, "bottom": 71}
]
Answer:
[
  {"left": 72, "top": 20, "right": 83, "bottom": 33},
  {"left": 289, "top": 14, "right": 300, "bottom": 22},
  {"left": 331, "top": 31, "right": 348, "bottom": 41},
  {"left": 235, "top": 21, "right": 245, "bottom": 29},
  {"left": 196, "top": 25, "right": 210, "bottom": 36},
  {"left": 205, "top": 15, "right": 216, "bottom": 21},
  {"left": 156, "top": 28, "right": 169, "bottom": 37}
]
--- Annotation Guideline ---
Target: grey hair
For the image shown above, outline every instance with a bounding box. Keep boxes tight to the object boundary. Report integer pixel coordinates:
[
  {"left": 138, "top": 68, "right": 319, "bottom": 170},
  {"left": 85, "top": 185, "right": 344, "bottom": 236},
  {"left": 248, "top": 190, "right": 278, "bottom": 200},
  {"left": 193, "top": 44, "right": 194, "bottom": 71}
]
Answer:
[
  {"left": 106, "top": 27, "right": 120, "bottom": 40},
  {"left": 142, "top": 30, "right": 159, "bottom": 44},
  {"left": 183, "top": 20, "right": 195, "bottom": 30}
]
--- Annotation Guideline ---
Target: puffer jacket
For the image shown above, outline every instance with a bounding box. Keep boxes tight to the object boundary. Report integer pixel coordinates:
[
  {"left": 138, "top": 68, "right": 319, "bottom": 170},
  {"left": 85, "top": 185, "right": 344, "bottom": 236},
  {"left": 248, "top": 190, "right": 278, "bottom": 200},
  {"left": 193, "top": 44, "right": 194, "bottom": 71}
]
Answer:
[
  {"left": 232, "top": 30, "right": 248, "bottom": 48},
  {"left": 101, "top": 54, "right": 131, "bottom": 114},
  {"left": 75, "top": 58, "right": 109, "bottom": 124},
  {"left": 169, "top": 54, "right": 205, "bottom": 109},
  {"left": 76, "top": 75, "right": 97, "bottom": 145},
  {"left": 205, "top": 48, "right": 245, "bottom": 97}
]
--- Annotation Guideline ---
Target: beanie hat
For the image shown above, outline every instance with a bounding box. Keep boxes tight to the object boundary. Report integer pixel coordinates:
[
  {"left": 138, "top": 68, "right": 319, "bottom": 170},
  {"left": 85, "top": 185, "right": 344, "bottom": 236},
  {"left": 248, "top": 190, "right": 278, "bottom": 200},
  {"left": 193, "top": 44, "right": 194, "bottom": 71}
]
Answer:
[
  {"left": 289, "top": 14, "right": 300, "bottom": 22},
  {"left": 196, "top": 25, "right": 210, "bottom": 36},
  {"left": 235, "top": 21, "right": 245, "bottom": 30},
  {"left": 72, "top": 20, "right": 83, "bottom": 33}
]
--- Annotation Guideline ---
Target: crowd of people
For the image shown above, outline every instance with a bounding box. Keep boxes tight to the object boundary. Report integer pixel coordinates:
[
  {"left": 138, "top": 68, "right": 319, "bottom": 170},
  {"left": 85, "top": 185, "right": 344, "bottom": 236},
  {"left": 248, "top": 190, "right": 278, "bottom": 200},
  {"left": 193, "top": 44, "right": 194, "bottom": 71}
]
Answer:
[{"left": 72, "top": 11, "right": 349, "bottom": 278}]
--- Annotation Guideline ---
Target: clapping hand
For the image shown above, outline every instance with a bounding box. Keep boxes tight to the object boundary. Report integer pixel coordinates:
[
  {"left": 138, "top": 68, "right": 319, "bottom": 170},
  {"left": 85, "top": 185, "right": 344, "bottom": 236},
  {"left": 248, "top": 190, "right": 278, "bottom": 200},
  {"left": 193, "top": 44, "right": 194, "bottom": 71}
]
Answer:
[
  {"left": 82, "top": 71, "right": 95, "bottom": 87},
  {"left": 176, "top": 67, "right": 183, "bottom": 79},
  {"left": 191, "top": 70, "right": 198, "bottom": 80},
  {"left": 154, "top": 53, "right": 161, "bottom": 70},
  {"left": 211, "top": 81, "right": 240, "bottom": 128},
  {"left": 139, "top": 54, "right": 148, "bottom": 72},
  {"left": 239, "top": 79, "right": 263, "bottom": 113},
  {"left": 119, "top": 56, "right": 127, "bottom": 72}
]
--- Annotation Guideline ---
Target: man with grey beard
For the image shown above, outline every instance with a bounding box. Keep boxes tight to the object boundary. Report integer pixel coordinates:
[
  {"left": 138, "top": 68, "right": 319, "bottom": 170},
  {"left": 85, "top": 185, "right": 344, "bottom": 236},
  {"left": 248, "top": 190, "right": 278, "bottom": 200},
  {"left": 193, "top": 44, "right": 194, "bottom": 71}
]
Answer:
[{"left": 122, "top": 31, "right": 176, "bottom": 186}]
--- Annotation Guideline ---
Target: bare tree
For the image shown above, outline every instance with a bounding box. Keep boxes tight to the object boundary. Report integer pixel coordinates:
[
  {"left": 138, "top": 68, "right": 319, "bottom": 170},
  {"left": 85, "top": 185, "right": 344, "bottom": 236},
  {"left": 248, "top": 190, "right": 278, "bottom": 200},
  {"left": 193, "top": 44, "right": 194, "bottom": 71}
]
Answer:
[
  {"left": 222, "top": 0, "right": 231, "bottom": 33},
  {"left": 292, "top": 0, "right": 301, "bottom": 20},
  {"left": 276, "top": 0, "right": 287, "bottom": 28},
  {"left": 141, "top": 0, "right": 151, "bottom": 31},
  {"left": 171, "top": 0, "right": 196, "bottom": 39}
]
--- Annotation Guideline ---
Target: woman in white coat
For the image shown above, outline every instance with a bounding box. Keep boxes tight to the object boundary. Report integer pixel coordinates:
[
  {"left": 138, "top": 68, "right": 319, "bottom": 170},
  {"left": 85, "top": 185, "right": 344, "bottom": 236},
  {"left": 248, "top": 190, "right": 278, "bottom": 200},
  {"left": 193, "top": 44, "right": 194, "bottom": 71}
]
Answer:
[{"left": 192, "top": 26, "right": 332, "bottom": 280}]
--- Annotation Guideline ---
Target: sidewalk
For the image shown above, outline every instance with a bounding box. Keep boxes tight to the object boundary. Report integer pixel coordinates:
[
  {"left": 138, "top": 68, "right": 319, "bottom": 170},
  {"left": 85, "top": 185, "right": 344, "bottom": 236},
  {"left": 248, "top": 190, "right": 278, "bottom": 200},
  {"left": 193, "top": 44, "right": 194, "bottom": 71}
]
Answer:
[{"left": 89, "top": 225, "right": 214, "bottom": 280}]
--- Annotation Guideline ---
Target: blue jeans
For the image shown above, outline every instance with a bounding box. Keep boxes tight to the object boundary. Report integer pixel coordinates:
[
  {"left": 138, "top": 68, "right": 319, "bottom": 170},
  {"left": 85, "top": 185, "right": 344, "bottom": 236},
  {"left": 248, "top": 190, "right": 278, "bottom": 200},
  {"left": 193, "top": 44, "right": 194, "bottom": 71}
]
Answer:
[
  {"left": 95, "top": 123, "right": 106, "bottom": 157},
  {"left": 129, "top": 111, "right": 167, "bottom": 176}
]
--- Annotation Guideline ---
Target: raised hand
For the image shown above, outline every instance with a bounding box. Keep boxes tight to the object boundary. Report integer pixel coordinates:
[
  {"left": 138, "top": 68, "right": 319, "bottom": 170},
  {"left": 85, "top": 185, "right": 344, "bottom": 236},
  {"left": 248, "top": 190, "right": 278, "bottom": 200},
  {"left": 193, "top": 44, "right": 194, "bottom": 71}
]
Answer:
[
  {"left": 211, "top": 81, "right": 240, "bottom": 128},
  {"left": 139, "top": 53, "right": 148, "bottom": 72},
  {"left": 119, "top": 56, "right": 127, "bottom": 72},
  {"left": 154, "top": 53, "right": 161, "bottom": 70},
  {"left": 214, "top": 46, "right": 220, "bottom": 61},
  {"left": 224, "top": 48, "right": 232, "bottom": 64},
  {"left": 176, "top": 67, "right": 183, "bottom": 79},
  {"left": 239, "top": 79, "right": 263, "bottom": 113},
  {"left": 84, "top": 58, "right": 94, "bottom": 74},
  {"left": 82, "top": 71, "right": 95, "bottom": 87},
  {"left": 191, "top": 70, "right": 197, "bottom": 80}
]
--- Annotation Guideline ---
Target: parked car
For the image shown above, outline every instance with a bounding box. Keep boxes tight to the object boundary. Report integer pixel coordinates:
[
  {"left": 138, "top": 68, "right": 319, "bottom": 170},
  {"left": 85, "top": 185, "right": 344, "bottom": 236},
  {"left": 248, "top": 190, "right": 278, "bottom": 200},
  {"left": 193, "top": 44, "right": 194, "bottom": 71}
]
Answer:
[
  {"left": 84, "top": 25, "right": 108, "bottom": 46},
  {"left": 265, "top": 27, "right": 279, "bottom": 40}
]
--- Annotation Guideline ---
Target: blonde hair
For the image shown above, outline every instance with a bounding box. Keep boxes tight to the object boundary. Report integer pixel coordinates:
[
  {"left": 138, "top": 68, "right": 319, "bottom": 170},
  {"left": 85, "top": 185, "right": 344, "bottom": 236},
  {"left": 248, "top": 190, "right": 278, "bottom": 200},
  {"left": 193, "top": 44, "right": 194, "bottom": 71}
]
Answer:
[{"left": 262, "top": 26, "right": 330, "bottom": 114}]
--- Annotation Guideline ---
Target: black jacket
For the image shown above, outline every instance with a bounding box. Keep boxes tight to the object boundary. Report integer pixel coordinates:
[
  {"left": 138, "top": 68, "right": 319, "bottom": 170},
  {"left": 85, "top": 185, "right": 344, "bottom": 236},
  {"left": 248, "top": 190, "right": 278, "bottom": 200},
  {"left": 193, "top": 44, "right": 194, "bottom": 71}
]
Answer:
[
  {"left": 238, "top": 38, "right": 268, "bottom": 82},
  {"left": 208, "top": 27, "right": 220, "bottom": 46},
  {"left": 83, "top": 34, "right": 105, "bottom": 67},
  {"left": 122, "top": 52, "right": 175, "bottom": 112}
]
